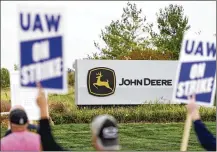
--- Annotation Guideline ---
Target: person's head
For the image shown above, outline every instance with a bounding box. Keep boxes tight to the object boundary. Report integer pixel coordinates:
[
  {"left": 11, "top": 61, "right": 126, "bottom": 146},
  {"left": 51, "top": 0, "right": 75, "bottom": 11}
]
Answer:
[
  {"left": 91, "top": 114, "right": 120, "bottom": 151},
  {"left": 9, "top": 105, "right": 29, "bottom": 132}
]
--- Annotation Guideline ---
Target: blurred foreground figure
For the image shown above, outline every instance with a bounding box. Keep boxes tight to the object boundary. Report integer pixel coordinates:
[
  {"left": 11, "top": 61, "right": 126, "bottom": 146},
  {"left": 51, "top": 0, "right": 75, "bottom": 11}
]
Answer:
[
  {"left": 0, "top": 105, "right": 41, "bottom": 151},
  {"left": 91, "top": 114, "right": 120, "bottom": 151},
  {"left": 36, "top": 83, "right": 65, "bottom": 151},
  {"left": 186, "top": 95, "right": 216, "bottom": 151}
]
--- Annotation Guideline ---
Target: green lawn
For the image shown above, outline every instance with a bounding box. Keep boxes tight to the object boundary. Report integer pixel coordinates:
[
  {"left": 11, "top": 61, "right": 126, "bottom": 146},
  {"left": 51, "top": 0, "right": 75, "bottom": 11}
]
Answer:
[
  {"left": 1, "top": 88, "right": 216, "bottom": 150},
  {"left": 1, "top": 122, "right": 215, "bottom": 151}
]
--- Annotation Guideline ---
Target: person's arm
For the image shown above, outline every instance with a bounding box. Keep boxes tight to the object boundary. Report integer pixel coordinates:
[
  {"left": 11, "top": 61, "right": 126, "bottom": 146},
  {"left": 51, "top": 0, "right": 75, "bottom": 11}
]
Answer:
[
  {"left": 39, "top": 118, "right": 64, "bottom": 151},
  {"left": 36, "top": 83, "right": 65, "bottom": 151},
  {"left": 193, "top": 119, "right": 216, "bottom": 151},
  {"left": 4, "top": 130, "right": 12, "bottom": 137},
  {"left": 186, "top": 95, "right": 216, "bottom": 151},
  {"left": 28, "top": 124, "right": 38, "bottom": 133}
]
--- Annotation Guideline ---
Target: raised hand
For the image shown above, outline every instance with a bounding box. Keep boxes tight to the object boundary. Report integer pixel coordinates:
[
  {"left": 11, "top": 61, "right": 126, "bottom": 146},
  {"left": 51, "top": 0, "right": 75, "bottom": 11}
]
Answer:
[
  {"left": 36, "top": 82, "right": 49, "bottom": 118},
  {"left": 186, "top": 95, "right": 200, "bottom": 121}
]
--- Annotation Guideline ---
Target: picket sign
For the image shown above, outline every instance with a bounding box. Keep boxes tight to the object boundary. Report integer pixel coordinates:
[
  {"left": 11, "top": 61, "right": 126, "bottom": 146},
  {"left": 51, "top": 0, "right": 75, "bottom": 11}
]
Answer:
[
  {"left": 172, "top": 33, "right": 216, "bottom": 151},
  {"left": 0, "top": 112, "right": 9, "bottom": 116},
  {"left": 173, "top": 36, "right": 216, "bottom": 106},
  {"left": 18, "top": 5, "right": 67, "bottom": 94},
  {"left": 10, "top": 71, "right": 48, "bottom": 121}
]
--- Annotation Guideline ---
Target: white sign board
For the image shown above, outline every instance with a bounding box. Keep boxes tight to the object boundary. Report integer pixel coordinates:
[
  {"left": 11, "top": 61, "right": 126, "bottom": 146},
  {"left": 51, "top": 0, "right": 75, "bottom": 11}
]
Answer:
[
  {"left": 18, "top": 5, "right": 67, "bottom": 94},
  {"left": 173, "top": 34, "right": 216, "bottom": 107},
  {"left": 10, "top": 72, "right": 47, "bottom": 120},
  {"left": 75, "top": 60, "right": 178, "bottom": 105}
]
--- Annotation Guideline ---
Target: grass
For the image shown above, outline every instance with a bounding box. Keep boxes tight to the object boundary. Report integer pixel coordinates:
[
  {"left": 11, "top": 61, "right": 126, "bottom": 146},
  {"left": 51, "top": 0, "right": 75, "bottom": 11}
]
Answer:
[
  {"left": 1, "top": 87, "right": 216, "bottom": 125},
  {"left": 1, "top": 122, "right": 216, "bottom": 151},
  {"left": 1, "top": 87, "right": 216, "bottom": 150}
]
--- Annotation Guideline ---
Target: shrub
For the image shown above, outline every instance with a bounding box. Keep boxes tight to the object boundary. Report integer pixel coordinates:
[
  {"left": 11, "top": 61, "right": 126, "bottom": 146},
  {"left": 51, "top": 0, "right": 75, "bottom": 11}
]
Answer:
[
  {"left": 214, "top": 94, "right": 216, "bottom": 106},
  {"left": 1, "top": 89, "right": 10, "bottom": 101},
  {"left": 1, "top": 115, "right": 9, "bottom": 128},
  {"left": 118, "top": 49, "right": 176, "bottom": 60},
  {"left": 0, "top": 101, "right": 11, "bottom": 112},
  {"left": 0, "top": 88, "right": 216, "bottom": 125},
  {"left": 48, "top": 101, "right": 216, "bottom": 125},
  {"left": 1, "top": 101, "right": 216, "bottom": 125},
  {"left": 1, "top": 68, "right": 10, "bottom": 88},
  {"left": 68, "top": 71, "right": 75, "bottom": 86},
  {"left": 49, "top": 102, "right": 69, "bottom": 113}
]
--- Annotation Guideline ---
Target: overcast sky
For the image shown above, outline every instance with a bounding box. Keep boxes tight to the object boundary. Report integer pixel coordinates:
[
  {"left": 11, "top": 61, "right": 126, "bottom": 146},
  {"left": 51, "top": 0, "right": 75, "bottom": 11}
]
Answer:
[{"left": 1, "top": 1, "right": 216, "bottom": 71}]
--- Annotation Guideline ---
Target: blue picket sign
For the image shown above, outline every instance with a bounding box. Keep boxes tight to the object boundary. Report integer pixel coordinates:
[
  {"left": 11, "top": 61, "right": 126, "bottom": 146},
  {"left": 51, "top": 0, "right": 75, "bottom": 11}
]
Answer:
[
  {"left": 18, "top": 6, "right": 67, "bottom": 93},
  {"left": 173, "top": 35, "right": 216, "bottom": 106}
]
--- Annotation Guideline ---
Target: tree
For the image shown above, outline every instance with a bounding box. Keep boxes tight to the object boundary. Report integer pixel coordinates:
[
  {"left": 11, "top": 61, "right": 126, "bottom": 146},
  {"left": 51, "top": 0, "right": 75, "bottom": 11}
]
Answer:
[
  {"left": 118, "top": 48, "right": 175, "bottom": 60},
  {"left": 147, "top": 4, "right": 190, "bottom": 59},
  {"left": 195, "top": 30, "right": 201, "bottom": 35},
  {"left": 67, "top": 68, "right": 75, "bottom": 86},
  {"left": 14, "top": 64, "right": 19, "bottom": 71},
  {"left": 89, "top": 2, "right": 150, "bottom": 59},
  {"left": 1, "top": 68, "right": 10, "bottom": 88},
  {"left": 67, "top": 68, "right": 73, "bottom": 73}
]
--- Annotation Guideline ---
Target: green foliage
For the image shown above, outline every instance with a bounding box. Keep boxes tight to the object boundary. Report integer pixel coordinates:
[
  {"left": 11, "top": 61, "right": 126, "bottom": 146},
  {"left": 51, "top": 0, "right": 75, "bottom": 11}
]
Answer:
[
  {"left": 14, "top": 64, "right": 19, "bottom": 71},
  {"left": 0, "top": 100, "right": 11, "bottom": 112},
  {"left": 89, "top": 3, "right": 190, "bottom": 60},
  {"left": 68, "top": 70, "right": 75, "bottom": 86},
  {"left": 1, "top": 88, "right": 216, "bottom": 124},
  {"left": 213, "top": 93, "right": 216, "bottom": 106},
  {"left": 90, "top": 2, "right": 149, "bottom": 59},
  {"left": 1, "top": 68, "right": 10, "bottom": 88},
  {"left": 47, "top": 88, "right": 216, "bottom": 124},
  {"left": 147, "top": 4, "right": 190, "bottom": 59},
  {"left": 118, "top": 49, "right": 176, "bottom": 60},
  {"left": 2, "top": 122, "right": 216, "bottom": 151},
  {"left": 1, "top": 88, "right": 10, "bottom": 101},
  {"left": 50, "top": 103, "right": 216, "bottom": 125}
]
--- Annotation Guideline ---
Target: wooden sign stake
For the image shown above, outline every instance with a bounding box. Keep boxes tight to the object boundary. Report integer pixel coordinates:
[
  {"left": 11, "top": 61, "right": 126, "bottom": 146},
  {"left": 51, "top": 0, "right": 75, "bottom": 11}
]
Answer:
[{"left": 180, "top": 113, "right": 192, "bottom": 151}]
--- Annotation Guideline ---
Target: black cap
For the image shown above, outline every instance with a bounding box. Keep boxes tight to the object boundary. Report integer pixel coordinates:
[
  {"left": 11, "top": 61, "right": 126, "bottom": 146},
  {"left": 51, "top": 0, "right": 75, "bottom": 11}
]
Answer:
[
  {"left": 91, "top": 115, "right": 120, "bottom": 151},
  {"left": 9, "top": 109, "right": 28, "bottom": 125}
]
